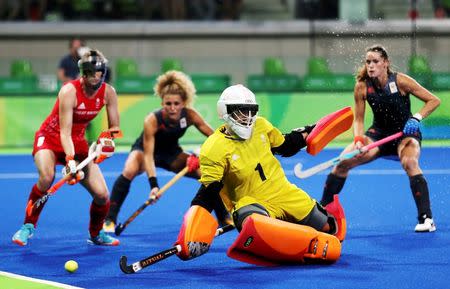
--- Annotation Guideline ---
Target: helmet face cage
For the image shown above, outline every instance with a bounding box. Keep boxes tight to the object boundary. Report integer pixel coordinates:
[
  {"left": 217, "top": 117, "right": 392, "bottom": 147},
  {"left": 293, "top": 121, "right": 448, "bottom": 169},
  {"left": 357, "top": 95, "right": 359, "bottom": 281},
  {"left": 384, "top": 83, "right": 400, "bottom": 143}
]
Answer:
[
  {"left": 223, "top": 103, "right": 258, "bottom": 139},
  {"left": 79, "top": 56, "right": 106, "bottom": 78},
  {"left": 78, "top": 51, "right": 107, "bottom": 90},
  {"left": 227, "top": 104, "right": 259, "bottom": 125}
]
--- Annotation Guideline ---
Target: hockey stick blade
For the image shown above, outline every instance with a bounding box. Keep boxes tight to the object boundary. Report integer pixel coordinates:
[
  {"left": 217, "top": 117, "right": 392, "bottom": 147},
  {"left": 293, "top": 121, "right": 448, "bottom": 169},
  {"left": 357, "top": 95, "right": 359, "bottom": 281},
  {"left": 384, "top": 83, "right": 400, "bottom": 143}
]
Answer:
[
  {"left": 293, "top": 154, "right": 354, "bottom": 179},
  {"left": 293, "top": 132, "right": 403, "bottom": 179},
  {"left": 119, "top": 256, "right": 135, "bottom": 274},
  {"left": 115, "top": 223, "right": 125, "bottom": 236}
]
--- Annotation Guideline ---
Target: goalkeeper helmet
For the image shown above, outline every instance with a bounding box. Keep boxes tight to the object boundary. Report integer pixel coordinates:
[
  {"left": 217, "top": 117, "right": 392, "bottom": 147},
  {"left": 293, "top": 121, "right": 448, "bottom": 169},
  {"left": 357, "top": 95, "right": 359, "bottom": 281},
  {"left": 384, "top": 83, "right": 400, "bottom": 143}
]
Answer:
[
  {"left": 78, "top": 49, "right": 108, "bottom": 90},
  {"left": 217, "top": 84, "right": 259, "bottom": 140}
]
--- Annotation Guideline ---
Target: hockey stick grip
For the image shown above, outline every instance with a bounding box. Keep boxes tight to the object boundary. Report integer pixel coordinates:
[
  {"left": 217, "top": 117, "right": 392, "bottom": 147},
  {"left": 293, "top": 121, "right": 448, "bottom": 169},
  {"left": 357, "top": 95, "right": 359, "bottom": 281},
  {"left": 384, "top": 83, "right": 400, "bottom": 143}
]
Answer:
[
  {"left": 120, "top": 224, "right": 235, "bottom": 274},
  {"left": 360, "top": 132, "right": 403, "bottom": 152},
  {"left": 216, "top": 223, "right": 235, "bottom": 236}
]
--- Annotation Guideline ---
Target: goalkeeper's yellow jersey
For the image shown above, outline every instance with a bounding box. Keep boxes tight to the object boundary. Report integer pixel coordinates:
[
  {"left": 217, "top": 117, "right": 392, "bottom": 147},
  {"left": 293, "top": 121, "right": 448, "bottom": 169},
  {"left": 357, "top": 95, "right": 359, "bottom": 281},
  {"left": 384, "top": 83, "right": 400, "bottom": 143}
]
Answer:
[{"left": 199, "top": 117, "right": 315, "bottom": 223}]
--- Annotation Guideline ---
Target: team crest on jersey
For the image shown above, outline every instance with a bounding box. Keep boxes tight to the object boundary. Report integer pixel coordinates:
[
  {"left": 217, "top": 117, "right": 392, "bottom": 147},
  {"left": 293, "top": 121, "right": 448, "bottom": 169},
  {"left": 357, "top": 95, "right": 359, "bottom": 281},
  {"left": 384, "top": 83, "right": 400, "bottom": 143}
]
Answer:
[
  {"left": 232, "top": 154, "right": 240, "bottom": 161},
  {"left": 77, "top": 102, "right": 86, "bottom": 110},
  {"left": 95, "top": 98, "right": 101, "bottom": 108},
  {"left": 180, "top": 117, "right": 187, "bottom": 128},
  {"left": 389, "top": 82, "right": 398, "bottom": 93},
  {"left": 260, "top": 134, "right": 266, "bottom": 144}
]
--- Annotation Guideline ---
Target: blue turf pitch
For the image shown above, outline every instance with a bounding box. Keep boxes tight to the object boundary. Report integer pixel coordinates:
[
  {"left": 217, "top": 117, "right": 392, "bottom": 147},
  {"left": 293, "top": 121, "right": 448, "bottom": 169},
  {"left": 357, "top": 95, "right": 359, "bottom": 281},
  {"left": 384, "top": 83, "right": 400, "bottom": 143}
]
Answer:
[{"left": 1, "top": 148, "right": 449, "bottom": 289}]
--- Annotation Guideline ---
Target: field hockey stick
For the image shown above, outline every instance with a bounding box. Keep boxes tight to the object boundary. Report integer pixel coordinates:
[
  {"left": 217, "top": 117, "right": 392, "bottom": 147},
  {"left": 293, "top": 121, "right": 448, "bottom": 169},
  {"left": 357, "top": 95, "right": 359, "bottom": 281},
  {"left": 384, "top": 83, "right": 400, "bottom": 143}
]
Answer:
[
  {"left": 115, "top": 166, "right": 190, "bottom": 236},
  {"left": 119, "top": 223, "right": 235, "bottom": 274},
  {"left": 26, "top": 149, "right": 99, "bottom": 216},
  {"left": 294, "top": 132, "right": 403, "bottom": 179}
]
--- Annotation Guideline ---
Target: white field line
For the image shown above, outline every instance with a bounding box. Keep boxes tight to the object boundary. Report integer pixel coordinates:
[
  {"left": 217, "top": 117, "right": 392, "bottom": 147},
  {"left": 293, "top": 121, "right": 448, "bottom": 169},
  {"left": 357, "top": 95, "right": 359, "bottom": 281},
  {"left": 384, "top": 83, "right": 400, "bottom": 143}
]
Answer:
[{"left": 0, "top": 271, "right": 84, "bottom": 289}]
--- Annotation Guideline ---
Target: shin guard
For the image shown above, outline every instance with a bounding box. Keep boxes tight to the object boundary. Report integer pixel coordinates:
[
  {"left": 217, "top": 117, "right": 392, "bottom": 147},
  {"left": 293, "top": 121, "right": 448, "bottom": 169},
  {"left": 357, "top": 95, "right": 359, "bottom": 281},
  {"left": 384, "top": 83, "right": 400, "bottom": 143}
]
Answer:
[
  {"left": 25, "top": 184, "right": 46, "bottom": 226},
  {"left": 227, "top": 214, "right": 341, "bottom": 266},
  {"left": 175, "top": 205, "right": 218, "bottom": 260},
  {"left": 325, "top": 195, "right": 347, "bottom": 242},
  {"left": 89, "top": 200, "right": 110, "bottom": 237}
]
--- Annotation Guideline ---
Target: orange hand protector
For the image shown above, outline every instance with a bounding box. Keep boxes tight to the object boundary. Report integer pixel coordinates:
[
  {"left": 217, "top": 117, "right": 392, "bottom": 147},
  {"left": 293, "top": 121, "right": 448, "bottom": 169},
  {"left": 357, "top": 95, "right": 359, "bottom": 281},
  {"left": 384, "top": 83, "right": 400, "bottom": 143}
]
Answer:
[{"left": 306, "top": 106, "right": 353, "bottom": 155}]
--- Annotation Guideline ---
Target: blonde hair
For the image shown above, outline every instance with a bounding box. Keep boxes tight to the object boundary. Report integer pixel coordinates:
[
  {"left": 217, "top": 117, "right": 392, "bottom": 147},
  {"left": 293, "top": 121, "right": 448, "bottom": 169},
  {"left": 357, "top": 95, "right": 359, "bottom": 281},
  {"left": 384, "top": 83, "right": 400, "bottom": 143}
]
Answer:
[
  {"left": 153, "top": 70, "right": 196, "bottom": 108},
  {"left": 79, "top": 49, "right": 107, "bottom": 64},
  {"left": 356, "top": 44, "right": 393, "bottom": 82}
]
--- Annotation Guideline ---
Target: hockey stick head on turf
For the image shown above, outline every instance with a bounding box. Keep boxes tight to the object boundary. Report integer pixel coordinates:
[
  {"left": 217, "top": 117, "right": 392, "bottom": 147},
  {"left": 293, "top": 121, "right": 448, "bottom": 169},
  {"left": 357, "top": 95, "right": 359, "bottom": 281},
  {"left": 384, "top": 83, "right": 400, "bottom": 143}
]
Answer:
[
  {"left": 119, "top": 256, "right": 136, "bottom": 274},
  {"left": 115, "top": 223, "right": 125, "bottom": 236}
]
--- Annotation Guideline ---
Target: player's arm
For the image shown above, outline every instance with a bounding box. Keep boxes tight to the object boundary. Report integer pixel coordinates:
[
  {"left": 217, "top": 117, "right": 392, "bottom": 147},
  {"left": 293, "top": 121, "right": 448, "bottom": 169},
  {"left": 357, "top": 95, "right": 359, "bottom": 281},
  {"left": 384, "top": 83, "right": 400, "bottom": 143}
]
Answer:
[
  {"left": 397, "top": 73, "right": 441, "bottom": 119},
  {"left": 87, "top": 84, "right": 120, "bottom": 164},
  {"left": 191, "top": 182, "right": 224, "bottom": 212},
  {"left": 190, "top": 152, "right": 226, "bottom": 211},
  {"left": 104, "top": 84, "right": 120, "bottom": 132},
  {"left": 271, "top": 124, "right": 315, "bottom": 157},
  {"left": 188, "top": 108, "right": 214, "bottom": 137},
  {"left": 142, "top": 113, "right": 159, "bottom": 195},
  {"left": 353, "top": 81, "right": 367, "bottom": 147},
  {"left": 58, "top": 83, "right": 77, "bottom": 158},
  {"left": 58, "top": 84, "right": 83, "bottom": 183}
]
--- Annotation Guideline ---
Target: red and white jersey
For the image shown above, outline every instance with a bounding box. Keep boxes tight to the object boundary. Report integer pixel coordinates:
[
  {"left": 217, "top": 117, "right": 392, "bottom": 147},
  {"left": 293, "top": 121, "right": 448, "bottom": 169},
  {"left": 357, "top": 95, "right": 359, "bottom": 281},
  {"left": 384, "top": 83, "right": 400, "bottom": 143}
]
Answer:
[{"left": 38, "top": 79, "right": 106, "bottom": 142}]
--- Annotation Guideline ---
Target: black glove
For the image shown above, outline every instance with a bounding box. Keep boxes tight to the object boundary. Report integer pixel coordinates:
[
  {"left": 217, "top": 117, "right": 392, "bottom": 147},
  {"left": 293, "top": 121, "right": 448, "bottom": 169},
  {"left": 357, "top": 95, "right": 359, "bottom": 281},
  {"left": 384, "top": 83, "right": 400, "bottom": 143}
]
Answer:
[{"left": 293, "top": 124, "right": 316, "bottom": 135}]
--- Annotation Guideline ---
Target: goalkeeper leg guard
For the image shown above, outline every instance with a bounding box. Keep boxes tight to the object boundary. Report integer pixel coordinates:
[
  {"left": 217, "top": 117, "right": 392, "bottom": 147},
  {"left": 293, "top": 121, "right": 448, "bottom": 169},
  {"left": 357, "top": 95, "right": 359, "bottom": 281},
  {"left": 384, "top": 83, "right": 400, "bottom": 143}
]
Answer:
[
  {"left": 175, "top": 205, "right": 218, "bottom": 260},
  {"left": 227, "top": 214, "right": 341, "bottom": 266}
]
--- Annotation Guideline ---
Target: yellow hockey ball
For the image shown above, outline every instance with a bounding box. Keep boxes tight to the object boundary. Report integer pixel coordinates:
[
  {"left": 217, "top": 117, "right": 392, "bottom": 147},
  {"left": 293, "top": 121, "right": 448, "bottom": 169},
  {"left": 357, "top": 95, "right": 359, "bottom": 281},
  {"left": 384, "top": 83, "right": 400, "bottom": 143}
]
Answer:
[{"left": 64, "top": 260, "right": 78, "bottom": 273}]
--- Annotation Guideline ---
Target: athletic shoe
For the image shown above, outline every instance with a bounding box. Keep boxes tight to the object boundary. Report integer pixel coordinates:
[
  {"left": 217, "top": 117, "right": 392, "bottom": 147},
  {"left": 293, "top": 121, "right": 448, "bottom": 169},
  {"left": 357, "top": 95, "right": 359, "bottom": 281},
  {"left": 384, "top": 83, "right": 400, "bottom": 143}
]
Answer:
[
  {"left": 325, "top": 195, "right": 347, "bottom": 242},
  {"left": 414, "top": 215, "right": 436, "bottom": 232},
  {"left": 12, "top": 223, "right": 35, "bottom": 246},
  {"left": 88, "top": 230, "right": 120, "bottom": 246},
  {"left": 103, "top": 219, "right": 116, "bottom": 233}
]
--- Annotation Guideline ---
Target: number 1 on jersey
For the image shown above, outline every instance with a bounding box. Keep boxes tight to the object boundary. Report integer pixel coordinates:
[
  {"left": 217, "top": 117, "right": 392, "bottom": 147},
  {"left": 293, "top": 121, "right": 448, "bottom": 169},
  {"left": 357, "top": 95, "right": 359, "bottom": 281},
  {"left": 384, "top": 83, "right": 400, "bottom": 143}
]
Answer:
[{"left": 255, "top": 163, "right": 267, "bottom": 181}]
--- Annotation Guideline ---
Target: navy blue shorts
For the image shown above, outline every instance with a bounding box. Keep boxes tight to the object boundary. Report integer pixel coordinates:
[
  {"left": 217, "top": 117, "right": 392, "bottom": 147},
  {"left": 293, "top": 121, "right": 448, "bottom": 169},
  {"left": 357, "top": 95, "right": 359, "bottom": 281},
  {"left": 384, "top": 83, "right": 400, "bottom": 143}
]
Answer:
[{"left": 130, "top": 135, "right": 182, "bottom": 170}]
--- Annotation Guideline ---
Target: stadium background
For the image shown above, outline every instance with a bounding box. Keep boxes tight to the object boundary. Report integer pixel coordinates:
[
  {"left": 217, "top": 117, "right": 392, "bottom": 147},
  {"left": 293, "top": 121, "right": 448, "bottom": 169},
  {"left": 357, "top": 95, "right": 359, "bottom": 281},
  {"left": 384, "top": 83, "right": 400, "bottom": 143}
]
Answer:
[{"left": 0, "top": 0, "right": 449, "bottom": 151}]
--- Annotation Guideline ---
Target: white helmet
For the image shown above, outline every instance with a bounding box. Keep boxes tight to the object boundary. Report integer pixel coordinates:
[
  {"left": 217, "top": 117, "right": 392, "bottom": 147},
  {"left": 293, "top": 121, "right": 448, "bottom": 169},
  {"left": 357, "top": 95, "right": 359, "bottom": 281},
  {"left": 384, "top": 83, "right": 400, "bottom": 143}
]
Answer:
[{"left": 217, "top": 84, "right": 259, "bottom": 140}]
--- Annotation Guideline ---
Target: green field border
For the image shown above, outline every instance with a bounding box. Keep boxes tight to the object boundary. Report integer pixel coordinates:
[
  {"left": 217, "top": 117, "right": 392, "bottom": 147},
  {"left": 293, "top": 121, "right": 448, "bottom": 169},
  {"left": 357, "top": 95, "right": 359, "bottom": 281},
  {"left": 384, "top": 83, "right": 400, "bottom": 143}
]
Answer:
[{"left": 1, "top": 91, "right": 448, "bottom": 150}]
